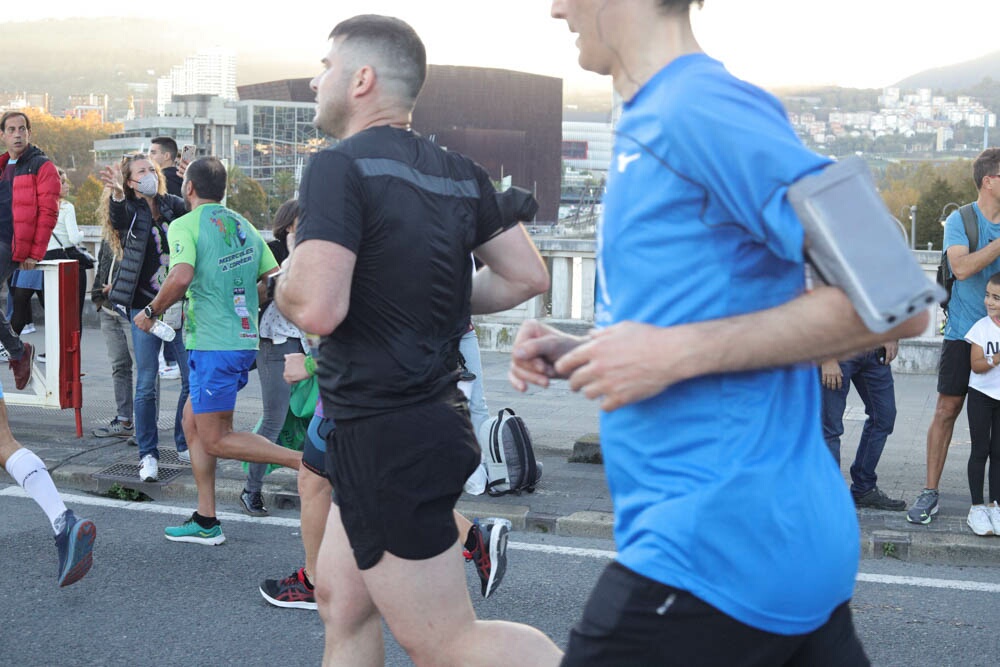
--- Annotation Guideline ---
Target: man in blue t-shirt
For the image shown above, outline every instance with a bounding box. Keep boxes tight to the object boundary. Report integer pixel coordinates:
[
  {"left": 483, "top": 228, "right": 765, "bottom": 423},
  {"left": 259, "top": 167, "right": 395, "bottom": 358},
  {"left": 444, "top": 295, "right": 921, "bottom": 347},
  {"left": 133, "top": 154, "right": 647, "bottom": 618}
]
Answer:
[
  {"left": 511, "top": 2, "right": 929, "bottom": 664},
  {"left": 908, "top": 148, "right": 1000, "bottom": 526}
]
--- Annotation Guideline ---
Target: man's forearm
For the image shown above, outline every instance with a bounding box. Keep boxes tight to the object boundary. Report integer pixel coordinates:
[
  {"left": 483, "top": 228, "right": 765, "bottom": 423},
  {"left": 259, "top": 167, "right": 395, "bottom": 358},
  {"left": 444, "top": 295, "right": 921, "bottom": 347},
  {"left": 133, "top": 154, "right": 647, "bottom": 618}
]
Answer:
[
  {"left": 952, "top": 240, "right": 1000, "bottom": 280},
  {"left": 652, "top": 286, "right": 928, "bottom": 386},
  {"left": 471, "top": 266, "right": 548, "bottom": 315},
  {"left": 148, "top": 272, "right": 190, "bottom": 315}
]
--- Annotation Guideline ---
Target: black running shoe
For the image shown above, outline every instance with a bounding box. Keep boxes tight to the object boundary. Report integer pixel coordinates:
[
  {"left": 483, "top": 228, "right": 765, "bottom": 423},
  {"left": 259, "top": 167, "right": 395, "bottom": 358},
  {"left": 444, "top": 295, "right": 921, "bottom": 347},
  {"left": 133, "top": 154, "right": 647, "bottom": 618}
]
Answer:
[
  {"left": 464, "top": 518, "right": 511, "bottom": 598},
  {"left": 240, "top": 489, "right": 269, "bottom": 517},
  {"left": 259, "top": 568, "right": 317, "bottom": 610}
]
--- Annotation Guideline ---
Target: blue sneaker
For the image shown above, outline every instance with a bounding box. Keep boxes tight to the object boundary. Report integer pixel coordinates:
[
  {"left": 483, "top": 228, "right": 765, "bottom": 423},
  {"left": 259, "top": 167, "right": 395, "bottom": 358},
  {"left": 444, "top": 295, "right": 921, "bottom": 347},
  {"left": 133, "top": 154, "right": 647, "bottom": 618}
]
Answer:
[
  {"left": 164, "top": 514, "right": 225, "bottom": 545},
  {"left": 55, "top": 509, "right": 96, "bottom": 587}
]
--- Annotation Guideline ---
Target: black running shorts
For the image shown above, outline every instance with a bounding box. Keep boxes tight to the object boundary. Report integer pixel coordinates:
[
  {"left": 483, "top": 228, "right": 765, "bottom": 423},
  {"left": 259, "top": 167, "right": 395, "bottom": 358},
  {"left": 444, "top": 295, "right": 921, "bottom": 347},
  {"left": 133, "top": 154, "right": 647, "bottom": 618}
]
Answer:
[
  {"left": 561, "top": 562, "right": 869, "bottom": 667},
  {"left": 325, "top": 390, "right": 480, "bottom": 570},
  {"left": 937, "top": 339, "right": 972, "bottom": 397}
]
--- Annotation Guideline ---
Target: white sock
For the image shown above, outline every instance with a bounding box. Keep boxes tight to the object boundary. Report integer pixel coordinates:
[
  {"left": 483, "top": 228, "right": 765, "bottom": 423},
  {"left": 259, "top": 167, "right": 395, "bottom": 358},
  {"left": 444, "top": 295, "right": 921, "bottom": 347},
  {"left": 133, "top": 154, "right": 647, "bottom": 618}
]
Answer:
[{"left": 4, "top": 447, "right": 68, "bottom": 533}]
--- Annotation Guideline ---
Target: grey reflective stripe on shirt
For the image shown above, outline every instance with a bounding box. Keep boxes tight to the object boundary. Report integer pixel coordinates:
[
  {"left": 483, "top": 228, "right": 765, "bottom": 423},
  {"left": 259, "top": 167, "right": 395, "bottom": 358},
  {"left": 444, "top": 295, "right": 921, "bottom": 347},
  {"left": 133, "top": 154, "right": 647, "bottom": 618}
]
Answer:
[{"left": 354, "top": 158, "right": 479, "bottom": 198}]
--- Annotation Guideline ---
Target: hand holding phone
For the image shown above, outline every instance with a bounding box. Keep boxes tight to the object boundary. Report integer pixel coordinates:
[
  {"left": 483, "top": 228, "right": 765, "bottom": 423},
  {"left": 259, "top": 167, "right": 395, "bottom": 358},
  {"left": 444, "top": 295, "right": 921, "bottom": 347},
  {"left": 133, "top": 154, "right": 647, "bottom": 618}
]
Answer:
[{"left": 181, "top": 144, "right": 197, "bottom": 163}]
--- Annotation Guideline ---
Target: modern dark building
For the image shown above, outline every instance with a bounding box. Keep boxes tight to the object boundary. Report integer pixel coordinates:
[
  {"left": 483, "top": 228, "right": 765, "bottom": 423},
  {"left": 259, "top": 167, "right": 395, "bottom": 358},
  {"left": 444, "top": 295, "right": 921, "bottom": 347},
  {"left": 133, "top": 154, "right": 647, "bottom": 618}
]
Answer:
[{"left": 236, "top": 65, "right": 562, "bottom": 221}]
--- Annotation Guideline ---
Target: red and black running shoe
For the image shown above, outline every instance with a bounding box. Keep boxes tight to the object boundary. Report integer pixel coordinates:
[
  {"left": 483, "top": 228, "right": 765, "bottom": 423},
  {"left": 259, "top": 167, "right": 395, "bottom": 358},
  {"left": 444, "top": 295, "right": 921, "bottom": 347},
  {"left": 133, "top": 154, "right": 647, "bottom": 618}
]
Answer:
[
  {"left": 259, "top": 567, "right": 317, "bottom": 610},
  {"left": 463, "top": 518, "right": 511, "bottom": 598}
]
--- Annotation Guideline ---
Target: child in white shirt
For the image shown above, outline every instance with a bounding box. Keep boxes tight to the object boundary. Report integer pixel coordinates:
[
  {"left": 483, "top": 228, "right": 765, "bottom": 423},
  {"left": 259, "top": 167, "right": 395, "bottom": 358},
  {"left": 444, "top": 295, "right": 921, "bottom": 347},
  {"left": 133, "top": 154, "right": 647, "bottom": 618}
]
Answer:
[{"left": 963, "top": 271, "right": 1000, "bottom": 535}]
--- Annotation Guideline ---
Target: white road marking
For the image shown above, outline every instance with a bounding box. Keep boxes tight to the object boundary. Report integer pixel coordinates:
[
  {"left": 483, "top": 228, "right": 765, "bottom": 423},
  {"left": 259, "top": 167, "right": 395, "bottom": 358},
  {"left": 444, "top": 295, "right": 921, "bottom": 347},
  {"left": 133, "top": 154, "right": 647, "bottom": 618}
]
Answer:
[
  {"left": 856, "top": 573, "right": 1000, "bottom": 594},
  {"left": 3, "top": 487, "right": 999, "bottom": 594}
]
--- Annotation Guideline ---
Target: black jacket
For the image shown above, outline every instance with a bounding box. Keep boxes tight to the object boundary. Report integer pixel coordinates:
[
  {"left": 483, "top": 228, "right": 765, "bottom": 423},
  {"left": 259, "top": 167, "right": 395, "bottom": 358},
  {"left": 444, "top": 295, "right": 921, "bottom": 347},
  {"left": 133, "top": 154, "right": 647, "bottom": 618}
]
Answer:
[{"left": 107, "top": 194, "right": 187, "bottom": 309}]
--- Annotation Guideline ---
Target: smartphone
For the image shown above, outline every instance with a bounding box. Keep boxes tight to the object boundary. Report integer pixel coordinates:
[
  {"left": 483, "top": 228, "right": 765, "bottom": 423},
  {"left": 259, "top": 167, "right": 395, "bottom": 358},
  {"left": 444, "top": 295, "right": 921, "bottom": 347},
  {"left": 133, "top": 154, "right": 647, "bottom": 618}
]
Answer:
[{"left": 181, "top": 144, "right": 197, "bottom": 163}]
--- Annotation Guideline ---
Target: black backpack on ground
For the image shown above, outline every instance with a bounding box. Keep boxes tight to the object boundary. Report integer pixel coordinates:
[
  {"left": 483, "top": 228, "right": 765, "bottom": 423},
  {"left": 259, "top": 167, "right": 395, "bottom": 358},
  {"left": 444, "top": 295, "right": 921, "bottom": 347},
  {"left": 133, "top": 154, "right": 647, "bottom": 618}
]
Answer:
[{"left": 937, "top": 204, "right": 978, "bottom": 313}]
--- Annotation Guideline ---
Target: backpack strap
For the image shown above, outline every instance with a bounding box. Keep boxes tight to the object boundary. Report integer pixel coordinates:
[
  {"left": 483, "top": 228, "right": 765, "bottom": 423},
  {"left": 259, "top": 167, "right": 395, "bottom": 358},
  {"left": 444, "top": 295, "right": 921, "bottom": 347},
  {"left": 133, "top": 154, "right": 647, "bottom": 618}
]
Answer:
[{"left": 959, "top": 204, "right": 978, "bottom": 253}]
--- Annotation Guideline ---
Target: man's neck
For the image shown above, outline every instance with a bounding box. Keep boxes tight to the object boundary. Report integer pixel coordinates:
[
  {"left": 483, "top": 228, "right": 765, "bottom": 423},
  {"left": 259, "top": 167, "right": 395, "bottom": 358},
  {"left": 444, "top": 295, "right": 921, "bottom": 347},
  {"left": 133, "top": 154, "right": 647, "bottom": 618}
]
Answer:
[
  {"left": 611, "top": 13, "right": 702, "bottom": 102},
  {"left": 344, "top": 106, "right": 412, "bottom": 139},
  {"left": 977, "top": 195, "right": 1000, "bottom": 224}
]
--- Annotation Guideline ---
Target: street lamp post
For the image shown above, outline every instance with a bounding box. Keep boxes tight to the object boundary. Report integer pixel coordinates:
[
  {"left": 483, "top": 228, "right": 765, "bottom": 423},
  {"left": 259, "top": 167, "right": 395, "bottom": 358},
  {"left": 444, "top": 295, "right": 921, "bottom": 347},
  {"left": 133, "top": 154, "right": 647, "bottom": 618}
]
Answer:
[
  {"left": 940, "top": 202, "right": 961, "bottom": 251},
  {"left": 910, "top": 205, "right": 917, "bottom": 250}
]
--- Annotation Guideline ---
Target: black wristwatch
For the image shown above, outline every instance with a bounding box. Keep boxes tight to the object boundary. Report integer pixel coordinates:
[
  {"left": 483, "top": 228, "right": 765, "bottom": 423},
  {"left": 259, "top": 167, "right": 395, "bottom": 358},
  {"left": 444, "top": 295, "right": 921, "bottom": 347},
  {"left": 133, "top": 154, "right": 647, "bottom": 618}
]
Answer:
[{"left": 143, "top": 304, "right": 156, "bottom": 319}]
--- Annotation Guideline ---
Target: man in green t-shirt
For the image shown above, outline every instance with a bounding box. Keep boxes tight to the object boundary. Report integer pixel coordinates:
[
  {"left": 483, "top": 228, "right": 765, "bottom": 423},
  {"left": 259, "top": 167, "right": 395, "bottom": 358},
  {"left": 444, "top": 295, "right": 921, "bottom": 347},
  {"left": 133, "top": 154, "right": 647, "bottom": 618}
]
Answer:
[{"left": 136, "top": 156, "right": 302, "bottom": 545}]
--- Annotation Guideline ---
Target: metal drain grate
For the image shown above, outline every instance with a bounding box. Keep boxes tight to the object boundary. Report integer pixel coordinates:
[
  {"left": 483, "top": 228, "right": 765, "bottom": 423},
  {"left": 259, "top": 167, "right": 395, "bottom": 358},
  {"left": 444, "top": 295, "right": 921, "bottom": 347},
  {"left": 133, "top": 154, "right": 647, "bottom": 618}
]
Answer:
[
  {"left": 92, "top": 461, "right": 189, "bottom": 502},
  {"left": 159, "top": 450, "right": 190, "bottom": 466}
]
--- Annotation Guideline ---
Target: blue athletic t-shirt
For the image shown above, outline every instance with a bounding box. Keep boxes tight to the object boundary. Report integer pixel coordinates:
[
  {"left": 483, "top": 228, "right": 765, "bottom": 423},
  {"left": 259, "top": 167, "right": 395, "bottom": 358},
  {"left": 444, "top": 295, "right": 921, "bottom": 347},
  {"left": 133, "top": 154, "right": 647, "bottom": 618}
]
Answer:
[
  {"left": 598, "top": 53, "right": 859, "bottom": 635},
  {"left": 942, "top": 203, "right": 1000, "bottom": 340}
]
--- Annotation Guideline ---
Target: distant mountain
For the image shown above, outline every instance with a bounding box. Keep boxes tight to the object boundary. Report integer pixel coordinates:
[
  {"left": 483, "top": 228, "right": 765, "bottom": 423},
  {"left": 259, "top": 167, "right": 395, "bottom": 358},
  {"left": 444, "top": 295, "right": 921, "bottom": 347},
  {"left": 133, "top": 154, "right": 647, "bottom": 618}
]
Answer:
[
  {"left": 895, "top": 50, "right": 1000, "bottom": 91},
  {"left": 0, "top": 18, "right": 317, "bottom": 112}
]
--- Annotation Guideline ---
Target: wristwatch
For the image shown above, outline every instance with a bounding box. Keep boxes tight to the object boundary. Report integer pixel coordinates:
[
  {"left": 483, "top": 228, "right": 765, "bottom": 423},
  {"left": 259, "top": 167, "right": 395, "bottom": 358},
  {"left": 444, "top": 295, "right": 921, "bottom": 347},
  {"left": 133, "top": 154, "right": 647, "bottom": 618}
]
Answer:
[{"left": 143, "top": 304, "right": 156, "bottom": 319}]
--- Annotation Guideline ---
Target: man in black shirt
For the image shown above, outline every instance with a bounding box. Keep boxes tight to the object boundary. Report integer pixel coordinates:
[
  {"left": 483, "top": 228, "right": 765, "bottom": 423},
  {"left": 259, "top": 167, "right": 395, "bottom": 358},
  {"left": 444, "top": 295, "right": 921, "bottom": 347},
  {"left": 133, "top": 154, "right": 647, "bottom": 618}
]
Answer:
[
  {"left": 149, "top": 136, "right": 182, "bottom": 197},
  {"left": 275, "top": 14, "right": 561, "bottom": 667}
]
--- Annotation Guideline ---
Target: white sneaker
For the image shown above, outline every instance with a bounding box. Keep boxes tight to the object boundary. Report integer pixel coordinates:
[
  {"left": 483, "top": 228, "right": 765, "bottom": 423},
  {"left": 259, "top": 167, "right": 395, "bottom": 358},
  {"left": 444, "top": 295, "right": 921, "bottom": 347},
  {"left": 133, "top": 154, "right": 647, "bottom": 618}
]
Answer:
[
  {"left": 988, "top": 502, "right": 1000, "bottom": 536},
  {"left": 967, "top": 505, "right": 994, "bottom": 536},
  {"left": 159, "top": 365, "right": 181, "bottom": 380},
  {"left": 177, "top": 449, "right": 191, "bottom": 464},
  {"left": 21, "top": 323, "right": 36, "bottom": 334},
  {"left": 139, "top": 454, "right": 159, "bottom": 482}
]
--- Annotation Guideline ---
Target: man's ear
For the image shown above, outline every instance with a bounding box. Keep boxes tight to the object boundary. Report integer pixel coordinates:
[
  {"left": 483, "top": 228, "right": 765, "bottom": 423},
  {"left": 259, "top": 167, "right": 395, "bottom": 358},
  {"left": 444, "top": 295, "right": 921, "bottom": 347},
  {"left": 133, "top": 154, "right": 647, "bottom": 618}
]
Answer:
[{"left": 353, "top": 65, "right": 377, "bottom": 97}]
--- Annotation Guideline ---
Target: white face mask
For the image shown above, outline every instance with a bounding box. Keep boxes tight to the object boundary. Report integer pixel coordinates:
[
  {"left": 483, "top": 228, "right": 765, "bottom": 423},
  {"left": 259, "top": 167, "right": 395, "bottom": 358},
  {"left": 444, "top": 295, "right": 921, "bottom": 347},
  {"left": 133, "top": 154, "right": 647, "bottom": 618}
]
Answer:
[{"left": 134, "top": 172, "right": 159, "bottom": 196}]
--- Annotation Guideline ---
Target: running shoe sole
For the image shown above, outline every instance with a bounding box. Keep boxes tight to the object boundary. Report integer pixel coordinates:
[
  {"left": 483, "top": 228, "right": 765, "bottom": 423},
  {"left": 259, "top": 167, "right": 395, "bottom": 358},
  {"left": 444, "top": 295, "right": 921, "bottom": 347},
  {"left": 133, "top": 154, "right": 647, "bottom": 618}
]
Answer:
[
  {"left": 58, "top": 518, "right": 96, "bottom": 587},
  {"left": 259, "top": 584, "right": 318, "bottom": 610},
  {"left": 164, "top": 531, "right": 226, "bottom": 546},
  {"left": 906, "top": 505, "right": 939, "bottom": 525},
  {"left": 484, "top": 520, "right": 510, "bottom": 598}
]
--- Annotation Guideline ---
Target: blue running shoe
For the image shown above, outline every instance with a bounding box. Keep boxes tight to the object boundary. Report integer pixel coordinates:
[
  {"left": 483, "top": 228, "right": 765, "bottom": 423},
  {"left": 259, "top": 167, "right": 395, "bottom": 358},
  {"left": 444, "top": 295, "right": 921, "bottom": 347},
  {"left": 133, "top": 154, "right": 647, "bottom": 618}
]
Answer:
[
  {"left": 55, "top": 509, "right": 96, "bottom": 587},
  {"left": 165, "top": 513, "right": 225, "bottom": 545}
]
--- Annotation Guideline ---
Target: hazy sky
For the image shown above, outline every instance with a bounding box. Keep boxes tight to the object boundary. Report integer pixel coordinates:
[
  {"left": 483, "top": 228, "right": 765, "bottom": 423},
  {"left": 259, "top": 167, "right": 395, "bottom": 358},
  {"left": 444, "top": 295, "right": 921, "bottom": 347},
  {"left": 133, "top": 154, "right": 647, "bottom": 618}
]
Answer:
[{"left": 10, "top": 0, "right": 998, "bottom": 90}]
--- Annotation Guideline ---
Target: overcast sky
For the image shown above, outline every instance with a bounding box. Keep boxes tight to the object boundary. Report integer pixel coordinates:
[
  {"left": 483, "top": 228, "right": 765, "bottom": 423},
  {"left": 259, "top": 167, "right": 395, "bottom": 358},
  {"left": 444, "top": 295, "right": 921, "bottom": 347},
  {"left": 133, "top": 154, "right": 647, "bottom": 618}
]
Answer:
[{"left": 9, "top": 0, "right": 998, "bottom": 90}]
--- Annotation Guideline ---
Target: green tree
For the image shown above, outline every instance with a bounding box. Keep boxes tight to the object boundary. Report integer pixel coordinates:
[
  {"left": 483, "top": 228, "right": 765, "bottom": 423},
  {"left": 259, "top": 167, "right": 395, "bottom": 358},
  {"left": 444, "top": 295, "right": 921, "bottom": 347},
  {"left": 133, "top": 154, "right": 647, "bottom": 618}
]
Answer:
[
  {"left": 227, "top": 166, "right": 268, "bottom": 228},
  {"left": 268, "top": 170, "right": 297, "bottom": 219},
  {"left": 28, "top": 111, "right": 121, "bottom": 180},
  {"left": 916, "top": 177, "right": 962, "bottom": 250},
  {"left": 74, "top": 175, "right": 106, "bottom": 229}
]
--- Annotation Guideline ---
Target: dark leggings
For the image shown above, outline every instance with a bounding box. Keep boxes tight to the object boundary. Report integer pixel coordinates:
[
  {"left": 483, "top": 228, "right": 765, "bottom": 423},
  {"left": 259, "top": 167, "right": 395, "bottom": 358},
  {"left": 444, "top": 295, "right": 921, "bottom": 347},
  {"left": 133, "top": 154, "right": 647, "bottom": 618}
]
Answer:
[
  {"left": 965, "top": 388, "right": 1000, "bottom": 505},
  {"left": 9, "top": 286, "right": 37, "bottom": 334}
]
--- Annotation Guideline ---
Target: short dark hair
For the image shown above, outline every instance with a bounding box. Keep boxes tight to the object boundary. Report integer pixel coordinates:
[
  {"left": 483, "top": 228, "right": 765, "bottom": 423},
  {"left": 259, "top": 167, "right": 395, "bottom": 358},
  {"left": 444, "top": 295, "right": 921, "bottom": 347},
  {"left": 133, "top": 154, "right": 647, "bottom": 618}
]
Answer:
[
  {"left": 0, "top": 111, "right": 30, "bottom": 132},
  {"left": 271, "top": 199, "right": 299, "bottom": 242},
  {"left": 974, "top": 148, "right": 1000, "bottom": 191},
  {"left": 151, "top": 136, "right": 178, "bottom": 160},
  {"left": 989, "top": 271, "right": 1000, "bottom": 289},
  {"left": 330, "top": 15, "right": 427, "bottom": 104},
  {"left": 184, "top": 156, "right": 227, "bottom": 202}
]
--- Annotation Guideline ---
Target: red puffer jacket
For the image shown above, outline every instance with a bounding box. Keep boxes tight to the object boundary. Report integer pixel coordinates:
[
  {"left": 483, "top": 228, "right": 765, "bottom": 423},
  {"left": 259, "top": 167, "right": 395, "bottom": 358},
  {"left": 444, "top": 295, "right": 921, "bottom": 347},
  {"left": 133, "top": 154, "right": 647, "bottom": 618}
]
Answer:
[{"left": 0, "top": 144, "right": 60, "bottom": 262}]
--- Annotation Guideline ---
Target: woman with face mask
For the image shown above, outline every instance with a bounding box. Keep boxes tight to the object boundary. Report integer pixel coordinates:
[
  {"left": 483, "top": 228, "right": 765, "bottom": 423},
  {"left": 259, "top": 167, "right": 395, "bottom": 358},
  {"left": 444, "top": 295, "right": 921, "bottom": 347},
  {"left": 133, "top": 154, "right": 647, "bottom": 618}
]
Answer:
[{"left": 99, "top": 153, "right": 190, "bottom": 484}]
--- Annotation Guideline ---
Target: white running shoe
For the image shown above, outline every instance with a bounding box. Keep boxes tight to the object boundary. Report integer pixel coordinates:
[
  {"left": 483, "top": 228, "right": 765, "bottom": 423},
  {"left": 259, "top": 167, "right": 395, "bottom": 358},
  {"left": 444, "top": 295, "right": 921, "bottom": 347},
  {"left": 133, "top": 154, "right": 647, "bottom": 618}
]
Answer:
[
  {"left": 139, "top": 454, "right": 159, "bottom": 482},
  {"left": 177, "top": 449, "right": 191, "bottom": 464},
  {"left": 988, "top": 502, "right": 1000, "bottom": 536},
  {"left": 21, "top": 323, "right": 36, "bottom": 334},
  {"left": 967, "top": 505, "right": 994, "bottom": 536},
  {"left": 159, "top": 365, "right": 181, "bottom": 380}
]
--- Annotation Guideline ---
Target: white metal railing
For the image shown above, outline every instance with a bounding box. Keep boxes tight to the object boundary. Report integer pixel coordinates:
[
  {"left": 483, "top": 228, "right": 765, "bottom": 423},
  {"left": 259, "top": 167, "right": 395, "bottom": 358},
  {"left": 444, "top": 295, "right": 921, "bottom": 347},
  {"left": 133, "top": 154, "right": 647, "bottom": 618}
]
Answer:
[{"left": 478, "top": 239, "right": 944, "bottom": 340}]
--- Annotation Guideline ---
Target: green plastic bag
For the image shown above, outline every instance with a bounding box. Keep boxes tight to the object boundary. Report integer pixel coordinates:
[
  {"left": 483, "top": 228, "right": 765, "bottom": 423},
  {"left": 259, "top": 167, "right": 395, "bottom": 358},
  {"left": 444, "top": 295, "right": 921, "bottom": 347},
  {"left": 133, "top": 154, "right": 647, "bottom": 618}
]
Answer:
[{"left": 243, "top": 375, "right": 319, "bottom": 475}]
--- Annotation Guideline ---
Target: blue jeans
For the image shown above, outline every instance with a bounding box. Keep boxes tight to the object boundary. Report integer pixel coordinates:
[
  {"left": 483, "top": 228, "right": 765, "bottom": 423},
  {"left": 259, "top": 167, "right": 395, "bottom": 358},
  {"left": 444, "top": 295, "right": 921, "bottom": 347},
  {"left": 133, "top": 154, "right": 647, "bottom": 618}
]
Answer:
[
  {"left": 821, "top": 349, "right": 896, "bottom": 495},
  {"left": 130, "top": 309, "right": 189, "bottom": 460},
  {"left": 459, "top": 328, "right": 489, "bottom": 434}
]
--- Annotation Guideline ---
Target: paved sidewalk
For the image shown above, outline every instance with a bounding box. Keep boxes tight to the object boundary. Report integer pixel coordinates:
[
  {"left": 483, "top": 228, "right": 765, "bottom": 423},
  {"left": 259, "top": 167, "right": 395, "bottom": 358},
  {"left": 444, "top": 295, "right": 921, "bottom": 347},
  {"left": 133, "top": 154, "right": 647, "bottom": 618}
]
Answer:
[{"left": 0, "top": 324, "right": 997, "bottom": 565}]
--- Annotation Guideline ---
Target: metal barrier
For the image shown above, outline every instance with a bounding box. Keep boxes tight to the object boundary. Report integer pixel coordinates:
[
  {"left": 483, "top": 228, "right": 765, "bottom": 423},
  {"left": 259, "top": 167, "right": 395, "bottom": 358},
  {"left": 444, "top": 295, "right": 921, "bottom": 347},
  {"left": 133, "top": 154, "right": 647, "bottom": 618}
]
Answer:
[{"left": 4, "top": 260, "right": 83, "bottom": 436}]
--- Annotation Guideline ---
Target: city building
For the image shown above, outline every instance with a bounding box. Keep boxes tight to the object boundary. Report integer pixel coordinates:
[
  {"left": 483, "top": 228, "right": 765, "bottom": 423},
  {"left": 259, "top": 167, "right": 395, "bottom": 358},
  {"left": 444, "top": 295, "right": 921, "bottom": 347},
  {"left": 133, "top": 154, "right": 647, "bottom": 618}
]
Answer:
[
  {"left": 157, "top": 47, "right": 237, "bottom": 115},
  {"left": 93, "top": 95, "right": 236, "bottom": 166},
  {"left": 233, "top": 79, "right": 328, "bottom": 187},
  {"left": 235, "top": 64, "right": 562, "bottom": 221}
]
